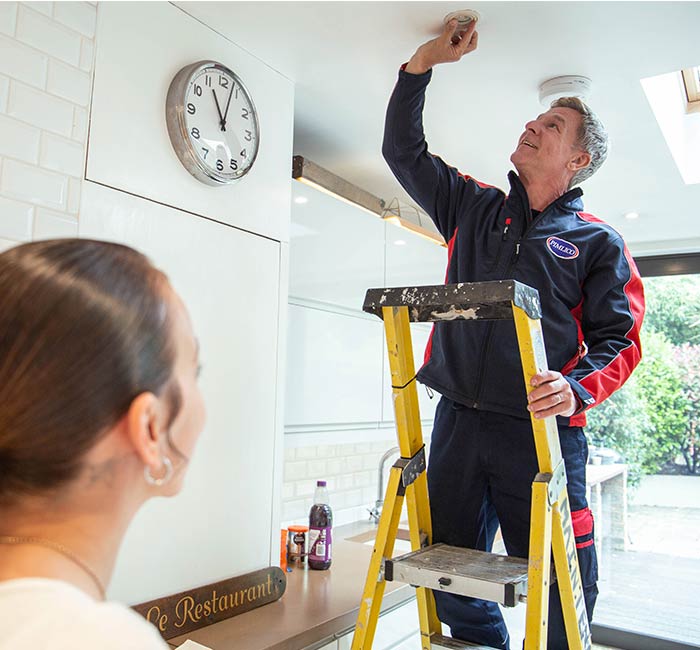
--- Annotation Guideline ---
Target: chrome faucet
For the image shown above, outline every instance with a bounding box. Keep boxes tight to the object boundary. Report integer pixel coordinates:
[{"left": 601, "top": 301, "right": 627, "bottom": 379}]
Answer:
[{"left": 368, "top": 446, "right": 400, "bottom": 523}]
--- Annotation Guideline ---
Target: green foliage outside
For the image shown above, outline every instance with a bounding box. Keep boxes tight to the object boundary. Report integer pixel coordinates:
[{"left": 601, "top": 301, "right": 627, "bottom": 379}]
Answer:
[{"left": 586, "top": 275, "right": 700, "bottom": 481}]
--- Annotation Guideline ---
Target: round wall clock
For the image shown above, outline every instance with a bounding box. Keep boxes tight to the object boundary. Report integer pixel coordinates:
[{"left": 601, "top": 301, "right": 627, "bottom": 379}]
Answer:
[{"left": 166, "top": 60, "right": 260, "bottom": 186}]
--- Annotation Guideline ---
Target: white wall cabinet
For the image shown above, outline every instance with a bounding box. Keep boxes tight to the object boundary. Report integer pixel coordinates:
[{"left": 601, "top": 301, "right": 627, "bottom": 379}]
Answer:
[
  {"left": 286, "top": 183, "right": 449, "bottom": 431},
  {"left": 337, "top": 598, "right": 420, "bottom": 650},
  {"left": 88, "top": 2, "right": 294, "bottom": 243},
  {"left": 285, "top": 304, "right": 385, "bottom": 427},
  {"left": 289, "top": 182, "right": 385, "bottom": 311},
  {"left": 80, "top": 181, "right": 284, "bottom": 603}
]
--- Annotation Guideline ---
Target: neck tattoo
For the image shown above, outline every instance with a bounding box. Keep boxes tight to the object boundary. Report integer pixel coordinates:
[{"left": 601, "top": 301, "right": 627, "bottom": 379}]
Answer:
[{"left": 0, "top": 535, "right": 106, "bottom": 600}]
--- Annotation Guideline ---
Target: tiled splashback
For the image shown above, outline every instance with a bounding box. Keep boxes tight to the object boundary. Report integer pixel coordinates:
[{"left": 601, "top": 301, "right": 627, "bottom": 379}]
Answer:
[
  {"left": 0, "top": 2, "right": 96, "bottom": 250},
  {"left": 283, "top": 439, "right": 402, "bottom": 526}
]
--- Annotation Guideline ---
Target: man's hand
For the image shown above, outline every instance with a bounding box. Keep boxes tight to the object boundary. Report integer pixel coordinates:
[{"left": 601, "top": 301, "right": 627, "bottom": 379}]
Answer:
[
  {"left": 527, "top": 370, "right": 578, "bottom": 419},
  {"left": 405, "top": 18, "right": 479, "bottom": 75}
]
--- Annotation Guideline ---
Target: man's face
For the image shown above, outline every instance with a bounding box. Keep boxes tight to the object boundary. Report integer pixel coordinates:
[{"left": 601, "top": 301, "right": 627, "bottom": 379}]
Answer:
[{"left": 510, "top": 107, "right": 586, "bottom": 185}]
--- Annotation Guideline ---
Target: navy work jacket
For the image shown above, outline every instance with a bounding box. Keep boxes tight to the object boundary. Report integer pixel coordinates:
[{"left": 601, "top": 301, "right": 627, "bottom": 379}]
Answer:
[{"left": 382, "top": 68, "right": 645, "bottom": 427}]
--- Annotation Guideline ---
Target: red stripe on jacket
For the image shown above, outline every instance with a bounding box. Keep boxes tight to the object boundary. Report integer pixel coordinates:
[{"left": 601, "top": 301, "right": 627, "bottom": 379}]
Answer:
[
  {"left": 574, "top": 213, "right": 644, "bottom": 409},
  {"left": 457, "top": 172, "right": 496, "bottom": 190}
]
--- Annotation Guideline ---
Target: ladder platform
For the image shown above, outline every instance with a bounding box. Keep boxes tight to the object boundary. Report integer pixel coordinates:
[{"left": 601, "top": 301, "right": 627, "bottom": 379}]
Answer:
[
  {"left": 385, "top": 543, "right": 528, "bottom": 607},
  {"left": 431, "top": 634, "right": 500, "bottom": 650},
  {"left": 363, "top": 280, "right": 541, "bottom": 323}
]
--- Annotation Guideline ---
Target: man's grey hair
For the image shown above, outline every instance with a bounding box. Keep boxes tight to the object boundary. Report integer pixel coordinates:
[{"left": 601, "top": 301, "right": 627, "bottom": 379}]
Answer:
[{"left": 551, "top": 96, "right": 609, "bottom": 187}]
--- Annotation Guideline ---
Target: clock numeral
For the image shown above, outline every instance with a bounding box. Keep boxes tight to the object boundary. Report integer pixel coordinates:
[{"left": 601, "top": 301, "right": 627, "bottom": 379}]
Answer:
[
  {"left": 216, "top": 159, "right": 224, "bottom": 172},
  {"left": 201, "top": 147, "right": 209, "bottom": 160},
  {"left": 230, "top": 159, "right": 238, "bottom": 171},
  {"left": 187, "top": 103, "right": 196, "bottom": 115},
  {"left": 194, "top": 84, "right": 202, "bottom": 97},
  {"left": 191, "top": 127, "right": 200, "bottom": 139},
  {"left": 240, "top": 148, "right": 247, "bottom": 158},
  {"left": 205, "top": 75, "right": 212, "bottom": 87},
  {"left": 241, "top": 107, "right": 249, "bottom": 120},
  {"left": 219, "top": 75, "right": 229, "bottom": 89},
  {"left": 244, "top": 130, "right": 252, "bottom": 142}
]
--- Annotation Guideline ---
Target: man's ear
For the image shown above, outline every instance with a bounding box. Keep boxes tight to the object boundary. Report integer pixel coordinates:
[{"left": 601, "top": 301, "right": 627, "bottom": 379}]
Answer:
[
  {"left": 124, "top": 392, "right": 164, "bottom": 468},
  {"left": 569, "top": 150, "right": 592, "bottom": 172}
]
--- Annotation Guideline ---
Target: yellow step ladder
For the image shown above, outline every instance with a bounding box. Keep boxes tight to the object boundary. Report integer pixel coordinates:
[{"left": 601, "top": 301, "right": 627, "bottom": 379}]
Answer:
[{"left": 351, "top": 280, "right": 592, "bottom": 650}]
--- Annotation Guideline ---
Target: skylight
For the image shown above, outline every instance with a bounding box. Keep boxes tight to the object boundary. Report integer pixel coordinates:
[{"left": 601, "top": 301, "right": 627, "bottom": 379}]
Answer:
[
  {"left": 641, "top": 66, "right": 700, "bottom": 185},
  {"left": 681, "top": 66, "right": 700, "bottom": 106}
]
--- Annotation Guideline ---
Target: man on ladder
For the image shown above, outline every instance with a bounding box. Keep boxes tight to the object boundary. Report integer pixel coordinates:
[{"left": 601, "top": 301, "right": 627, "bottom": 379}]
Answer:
[{"left": 382, "top": 16, "right": 645, "bottom": 649}]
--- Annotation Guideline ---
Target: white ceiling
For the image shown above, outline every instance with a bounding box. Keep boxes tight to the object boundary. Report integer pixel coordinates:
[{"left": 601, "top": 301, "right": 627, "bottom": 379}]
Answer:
[{"left": 177, "top": 1, "right": 700, "bottom": 256}]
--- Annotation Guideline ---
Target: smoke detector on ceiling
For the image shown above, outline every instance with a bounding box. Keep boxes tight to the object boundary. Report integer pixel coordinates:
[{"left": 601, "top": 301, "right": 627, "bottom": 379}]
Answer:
[
  {"left": 539, "top": 76, "right": 592, "bottom": 107},
  {"left": 443, "top": 10, "right": 480, "bottom": 42},
  {"left": 444, "top": 9, "right": 480, "bottom": 28}
]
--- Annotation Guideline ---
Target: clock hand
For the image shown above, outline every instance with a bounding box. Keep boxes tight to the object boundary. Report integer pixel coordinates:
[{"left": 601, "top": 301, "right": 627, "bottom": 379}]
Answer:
[
  {"left": 212, "top": 89, "right": 225, "bottom": 131},
  {"left": 221, "top": 82, "right": 234, "bottom": 130}
]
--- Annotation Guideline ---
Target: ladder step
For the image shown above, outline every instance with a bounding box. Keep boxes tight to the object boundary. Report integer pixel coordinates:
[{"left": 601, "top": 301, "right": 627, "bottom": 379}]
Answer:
[
  {"left": 385, "top": 543, "right": 528, "bottom": 607},
  {"left": 430, "top": 633, "right": 500, "bottom": 649}
]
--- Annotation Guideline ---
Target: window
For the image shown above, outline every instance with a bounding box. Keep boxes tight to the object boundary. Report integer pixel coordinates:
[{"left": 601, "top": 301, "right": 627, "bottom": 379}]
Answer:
[{"left": 590, "top": 254, "right": 700, "bottom": 649}]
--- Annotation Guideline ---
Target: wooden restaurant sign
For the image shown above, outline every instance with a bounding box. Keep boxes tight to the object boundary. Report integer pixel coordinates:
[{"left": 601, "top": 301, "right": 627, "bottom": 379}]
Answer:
[{"left": 133, "top": 567, "right": 286, "bottom": 639}]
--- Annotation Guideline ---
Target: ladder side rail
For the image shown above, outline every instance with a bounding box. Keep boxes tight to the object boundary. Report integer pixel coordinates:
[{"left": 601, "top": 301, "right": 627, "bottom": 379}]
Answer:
[
  {"left": 382, "top": 306, "right": 441, "bottom": 649},
  {"left": 524, "top": 476, "right": 554, "bottom": 650},
  {"left": 512, "top": 304, "right": 591, "bottom": 650},
  {"left": 351, "top": 466, "right": 407, "bottom": 650}
]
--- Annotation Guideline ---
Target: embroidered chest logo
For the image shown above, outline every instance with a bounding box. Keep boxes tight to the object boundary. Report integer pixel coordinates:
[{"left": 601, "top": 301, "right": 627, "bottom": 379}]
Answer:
[{"left": 546, "top": 236, "right": 579, "bottom": 260}]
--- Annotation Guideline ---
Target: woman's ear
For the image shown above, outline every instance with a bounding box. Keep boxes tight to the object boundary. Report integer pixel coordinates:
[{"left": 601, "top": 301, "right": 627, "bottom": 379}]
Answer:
[{"left": 124, "top": 392, "right": 164, "bottom": 468}]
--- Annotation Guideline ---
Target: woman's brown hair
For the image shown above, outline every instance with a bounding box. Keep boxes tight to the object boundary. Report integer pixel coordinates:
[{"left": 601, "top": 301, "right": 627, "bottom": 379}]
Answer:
[{"left": 0, "top": 239, "right": 181, "bottom": 504}]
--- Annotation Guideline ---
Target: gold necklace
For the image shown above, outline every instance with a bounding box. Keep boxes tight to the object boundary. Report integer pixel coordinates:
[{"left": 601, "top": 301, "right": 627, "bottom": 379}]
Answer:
[{"left": 0, "top": 535, "right": 106, "bottom": 600}]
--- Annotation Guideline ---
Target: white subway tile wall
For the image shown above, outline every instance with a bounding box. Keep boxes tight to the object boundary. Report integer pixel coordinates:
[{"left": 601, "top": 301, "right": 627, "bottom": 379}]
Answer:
[
  {"left": 282, "top": 441, "right": 404, "bottom": 524},
  {"left": 16, "top": 5, "right": 81, "bottom": 66},
  {"left": 0, "top": 3, "right": 18, "bottom": 37},
  {"left": 0, "top": 2, "right": 96, "bottom": 246},
  {"left": 47, "top": 59, "right": 91, "bottom": 105},
  {"left": 33, "top": 207, "right": 78, "bottom": 238},
  {"left": 0, "top": 75, "right": 9, "bottom": 111}
]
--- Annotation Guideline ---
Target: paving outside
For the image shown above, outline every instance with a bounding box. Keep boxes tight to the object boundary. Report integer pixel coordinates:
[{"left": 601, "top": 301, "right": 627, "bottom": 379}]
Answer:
[
  {"left": 594, "top": 474, "right": 700, "bottom": 647},
  {"left": 501, "top": 474, "right": 700, "bottom": 649}
]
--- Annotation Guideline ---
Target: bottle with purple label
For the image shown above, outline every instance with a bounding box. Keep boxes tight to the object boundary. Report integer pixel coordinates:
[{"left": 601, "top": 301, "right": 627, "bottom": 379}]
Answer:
[{"left": 308, "top": 480, "right": 332, "bottom": 570}]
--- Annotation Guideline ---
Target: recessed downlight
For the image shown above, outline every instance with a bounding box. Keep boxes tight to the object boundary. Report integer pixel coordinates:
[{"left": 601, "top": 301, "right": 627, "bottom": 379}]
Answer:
[
  {"left": 624, "top": 211, "right": 640, "bottom": 220},
  {"left": 394, "top": 239, "right": 407, "bottom": 246},
  {"left": 294, "top": 196, "right": 308, "bottom": 204}
]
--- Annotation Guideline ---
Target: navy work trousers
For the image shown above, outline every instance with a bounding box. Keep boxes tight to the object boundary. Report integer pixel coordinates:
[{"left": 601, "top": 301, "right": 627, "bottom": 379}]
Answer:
[{"left": 427, "top": 398, "right": 598, "bottom": 650}]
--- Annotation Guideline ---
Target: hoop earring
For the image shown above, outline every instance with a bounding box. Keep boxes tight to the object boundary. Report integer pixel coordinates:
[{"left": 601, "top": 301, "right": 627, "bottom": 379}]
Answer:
[{"left": 144, "top": 457, "right": 174, "bottom": 487}]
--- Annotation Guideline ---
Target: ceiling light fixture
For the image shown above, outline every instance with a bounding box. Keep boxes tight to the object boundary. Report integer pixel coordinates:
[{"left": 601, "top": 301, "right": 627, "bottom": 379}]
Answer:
[
  {"left": 294, "top": 196, "right": 308, "bottom": 204},
  {"left": 382, "top": 198, "right": 447, "bottom": 248},
  {"left": 539, "top": 75, "right": 592, "bottom": 107},
  {"left": 292, "top": 156, "right": 445, "bottom": 248},
  {"left": 624, "top": 211, "right": 640, "bottom": 220},
  {"left": 292, "top": 155, "right": 385, "bottom": 218}
]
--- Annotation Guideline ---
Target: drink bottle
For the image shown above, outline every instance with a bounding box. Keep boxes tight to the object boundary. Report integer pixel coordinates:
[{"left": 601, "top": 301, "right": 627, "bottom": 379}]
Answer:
[{"left": 308, "top": 480, "right": 332, "bottom": 570}]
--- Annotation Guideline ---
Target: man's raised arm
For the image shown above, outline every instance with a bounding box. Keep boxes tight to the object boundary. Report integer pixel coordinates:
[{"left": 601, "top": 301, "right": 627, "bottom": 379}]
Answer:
[{"left": 382, "top": 19, "right": 484, "bottom": 241}]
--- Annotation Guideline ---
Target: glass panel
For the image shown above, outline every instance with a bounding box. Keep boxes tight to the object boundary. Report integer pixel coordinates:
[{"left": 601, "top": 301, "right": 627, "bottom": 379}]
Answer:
[{"left": 590, "top": 273, "right": 700, "bottom": 646}]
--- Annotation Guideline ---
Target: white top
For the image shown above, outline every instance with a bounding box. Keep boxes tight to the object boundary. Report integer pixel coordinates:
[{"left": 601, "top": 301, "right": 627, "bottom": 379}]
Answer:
[{"left": 0, "top": 578, "right": 168, "bottom": 650}]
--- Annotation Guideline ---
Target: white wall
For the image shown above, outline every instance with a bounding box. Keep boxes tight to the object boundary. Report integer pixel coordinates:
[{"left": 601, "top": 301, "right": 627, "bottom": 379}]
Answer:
[{"left": 0, "top": 1, "right": 293, "bottom": 604}]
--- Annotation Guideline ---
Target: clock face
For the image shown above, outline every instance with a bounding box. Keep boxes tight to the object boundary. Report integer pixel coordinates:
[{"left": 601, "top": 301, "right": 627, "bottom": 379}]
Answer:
[{"left": 166, "top": 61, "right": 260, "bottom": 185}]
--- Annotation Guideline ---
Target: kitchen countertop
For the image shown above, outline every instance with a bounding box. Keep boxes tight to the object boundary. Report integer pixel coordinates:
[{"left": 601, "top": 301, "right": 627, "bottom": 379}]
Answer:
[{"left": 168, "top": 521, "right": 414, "bottom": 650}]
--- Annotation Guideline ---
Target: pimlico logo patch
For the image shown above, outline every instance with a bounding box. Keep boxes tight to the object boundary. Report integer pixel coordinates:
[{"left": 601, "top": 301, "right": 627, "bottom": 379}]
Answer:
[{"left": 546, "top": 236, "right": 579, "bottom": 259}]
